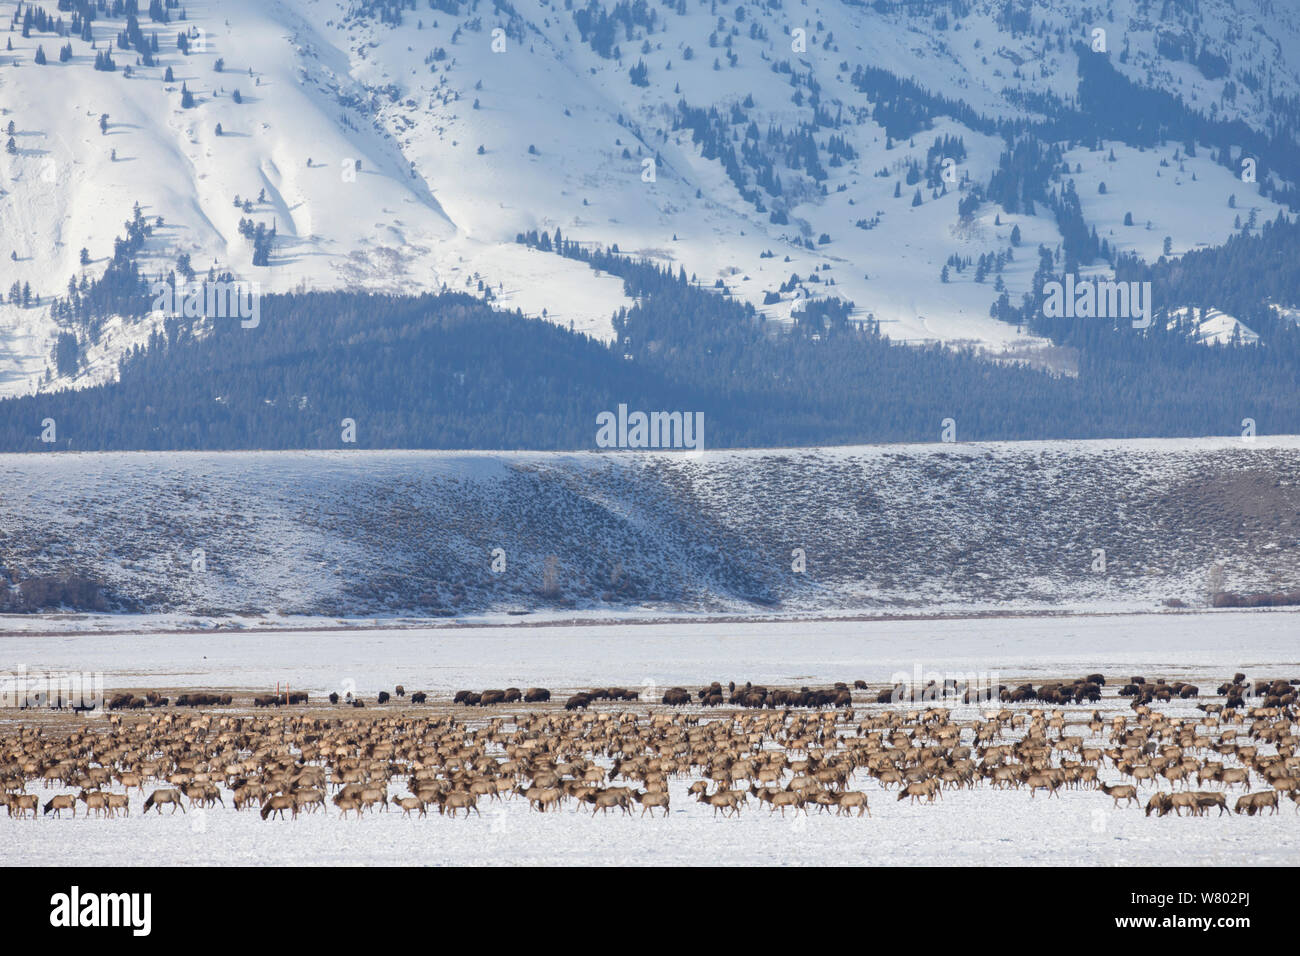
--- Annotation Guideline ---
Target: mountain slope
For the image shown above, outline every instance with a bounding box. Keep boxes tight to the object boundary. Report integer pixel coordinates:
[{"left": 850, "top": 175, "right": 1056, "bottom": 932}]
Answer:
[{"left": 3, "top": 0, "right": 1299, "bottom": 395}]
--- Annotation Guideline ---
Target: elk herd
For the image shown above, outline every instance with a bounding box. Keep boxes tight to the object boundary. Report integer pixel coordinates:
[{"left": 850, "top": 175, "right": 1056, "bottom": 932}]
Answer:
[{"left": 2, "top": 673, "right": 1298, "bottom": 829}]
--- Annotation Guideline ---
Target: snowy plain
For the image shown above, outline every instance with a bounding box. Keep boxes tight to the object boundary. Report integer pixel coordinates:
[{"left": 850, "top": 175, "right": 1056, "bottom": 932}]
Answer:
[{"left": 1, "top": 610, "right": 1297, "bottom": 866}]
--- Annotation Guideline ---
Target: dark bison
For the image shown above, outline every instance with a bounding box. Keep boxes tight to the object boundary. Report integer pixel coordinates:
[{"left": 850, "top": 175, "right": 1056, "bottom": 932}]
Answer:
[
  {"left": 661, "top": 687, "right": 690, "bottom": 706},
  {"left": 523, "top": 688, "right": 551, "bottom": 703}
]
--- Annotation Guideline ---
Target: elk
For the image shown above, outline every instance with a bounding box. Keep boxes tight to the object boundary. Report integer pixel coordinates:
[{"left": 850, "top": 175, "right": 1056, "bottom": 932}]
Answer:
[
  {"left": 756, "top": 788, "right": 805, "bottom": 816},
  {"left": 587, "top": 790, "right": 632, "bottom": 815},
  {"left": 516, "top": 785, "right": 562, "bottom": 812},
  {"left": 634, "top": 790, "right": 670, "bottom": 818},
  {"left": 1220, "top": 768, "right": 1250, "bottom": 790},
  {"left": 334, "top": 795, "right": 364, "bottom": 819},
  {"left": 43, "top": 794, "right": 77, "bottom": 817},
  {"left": 261, "top": 793, "right": 295, "bottom": 820},
  {"left": 1235, "top": 791, "right": 1279, "bottom": 816},
  {"left": 837, "top": 791, "right": 871, "bottom": 817},
  {"left": 1100, "top": 782, "right": 1138, "bottom": 807},
  {"left": 293, "top": 789, "right": 326, "bottom": 815},
  {"left": 697, "top": 789, "right": 744, "bottom": 817},
  {"left": 77, "top": 789, "right": 111, "bottom": 818},
  {"left": 1192, "top": 791, "right": 1228, "bottom": 817},
  {"left": 1024, "top": 772, "right": 1059, "bottom": 799},
  {"left": 898, "top": 779, "right": 940, "bottom": 804},
  {"left": 438, "top": 791, "right": 480, "bottom": 818},
  {"left": 393, "top": 796, "right": 426, "bottom": 817},
  {"left": 143, "top": 789, "right": 185, "bottom": 814},
  {"left": 106, "top": 793, "right": 130, "bottom": 817}
]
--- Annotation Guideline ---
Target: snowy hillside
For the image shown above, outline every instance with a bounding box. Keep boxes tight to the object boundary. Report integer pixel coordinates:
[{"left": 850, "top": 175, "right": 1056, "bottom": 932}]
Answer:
[
  {"left": 2, "top": 0, "right": 1298, "bottom": 394},
  {"left": 1, "top": 437, "right": 1296, "bottom": 622}
]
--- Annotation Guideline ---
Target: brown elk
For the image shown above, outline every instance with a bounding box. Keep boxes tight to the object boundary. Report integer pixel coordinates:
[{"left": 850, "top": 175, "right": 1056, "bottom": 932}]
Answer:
[
  {"left": 837, "top": 791, "right": 871, "bottom": 817},
  {"left": 293, "top": 789, "right": 325, "bottom": 815},
  {"left": 1235, "top": 791, "right": 1279, "bottom": 816},
  {"left": 634, "top": 790, "right": 670, "bottom": 818},
  {"left": 43, "top": 794, "right": 77, "bottom": 817},
  {"left": 516, "top": 785, "right": 563, "bottom": 812},
  {"left": 77, "top": 789, "right": 110, "bottom": 818},
  {"left": 1100, "top": 782, "right": 1139, "bottom": 807},
  {"left": 393, "top": 796, "right": 426, "bottom": 817},
  {"left": 1192, "top": 791, "right": 1228, "bottom": 816},
  {"left": 439, "top": 791, "right": 480, "bottom": 818},
  {"left": 1220, "top": 768, "right": 1250, "bottom": 790},
  {"left": 1024, "top": 772, "right": 1059, "bottom": 799},
  {"left": 697, "top": 789, "right": 744, "bottom": 817},
  {"left": 587, "top": 790, "right": 632, "bottom": 815},
  {"left": 260, "top": 794, "right": 295, "bottom": 820},
  {"left": 334, "top": 794, "right": 364, "bottom": 819},
  {"left": 898, "top": 779, "right": 940, "bottom": 804},
  {"left": 143, "top": 789, "right": 185, "bottom": 814}
]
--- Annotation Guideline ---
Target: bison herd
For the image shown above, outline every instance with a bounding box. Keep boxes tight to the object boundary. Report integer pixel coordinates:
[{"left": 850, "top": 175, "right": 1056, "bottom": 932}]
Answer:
[{"left": 2, "top": 672, "right": 1298, "bottom": 830}]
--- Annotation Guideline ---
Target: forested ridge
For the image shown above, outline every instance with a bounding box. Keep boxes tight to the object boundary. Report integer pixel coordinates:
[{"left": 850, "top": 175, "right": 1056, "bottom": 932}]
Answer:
[{"left": 1, "top": 252, "right": 1295, "bottom": 450}]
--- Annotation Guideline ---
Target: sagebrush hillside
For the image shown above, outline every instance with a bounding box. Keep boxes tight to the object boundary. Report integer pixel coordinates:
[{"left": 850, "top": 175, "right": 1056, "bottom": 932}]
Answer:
[{"left": 1, "top": 438, "right": 1296, "bottom": 619}]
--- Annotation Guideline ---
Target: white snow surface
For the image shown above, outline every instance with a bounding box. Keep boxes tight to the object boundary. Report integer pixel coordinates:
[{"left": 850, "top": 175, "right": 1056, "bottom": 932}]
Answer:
[{"left": 1, "top": 610, "right": 1297, "bottom": 866}]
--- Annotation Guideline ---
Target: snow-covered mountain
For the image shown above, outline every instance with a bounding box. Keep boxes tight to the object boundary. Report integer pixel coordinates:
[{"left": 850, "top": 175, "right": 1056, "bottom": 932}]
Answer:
[
  {"left": 1, "top": 437, "right": 1297, "bottom": 620},
  {"left": 2, "top": 0, "right": 1298, "bottom": 395}
]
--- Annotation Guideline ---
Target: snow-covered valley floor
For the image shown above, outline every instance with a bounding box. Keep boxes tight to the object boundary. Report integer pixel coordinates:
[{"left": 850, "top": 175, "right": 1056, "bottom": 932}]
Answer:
[{"left": 1, "top": 611, "right": 1297, "bottom": 866}]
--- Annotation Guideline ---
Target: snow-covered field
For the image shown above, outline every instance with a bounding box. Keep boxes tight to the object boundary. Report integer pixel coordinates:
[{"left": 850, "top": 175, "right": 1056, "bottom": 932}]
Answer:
[{"left": 2, "top": 610, "right": 1296, "bottom": 866}]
